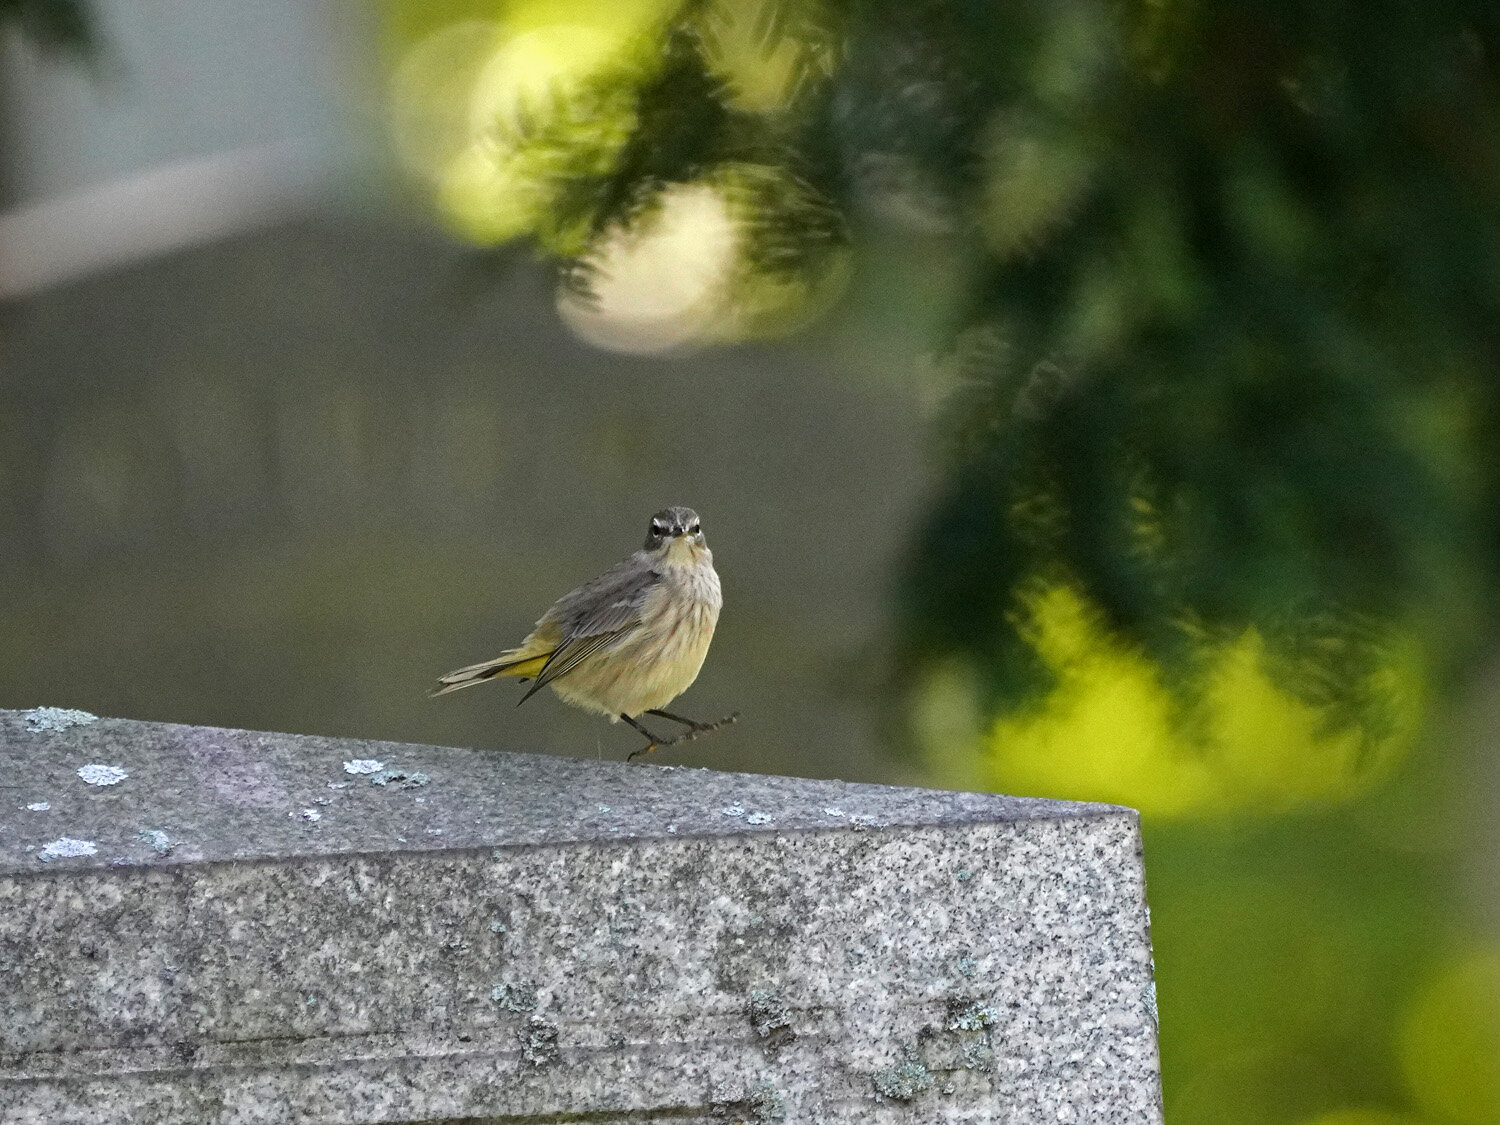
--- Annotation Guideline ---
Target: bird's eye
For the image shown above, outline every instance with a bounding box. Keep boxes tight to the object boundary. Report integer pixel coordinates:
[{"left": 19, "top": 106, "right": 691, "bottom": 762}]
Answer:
[
  {"left": 690, "top": 523, "right": 701, "bottom": 534},
  {"left": 651, "top": 525, "right": 666, "bottom": 536}
]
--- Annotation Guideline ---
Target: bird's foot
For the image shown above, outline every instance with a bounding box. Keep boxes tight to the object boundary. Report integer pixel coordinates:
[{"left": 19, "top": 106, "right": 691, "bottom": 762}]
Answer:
[
  {"left": 626, "top": 712, "right": 739, "bottom": 761},
  {"left": 645, "top": 709, "right": 740, "bottom": 735},
  {"left": 689, "top": 711, "right": 739, "bottom": 735},
  {"left": 653, "top": 711, "right": 739, "bottom": 742}
]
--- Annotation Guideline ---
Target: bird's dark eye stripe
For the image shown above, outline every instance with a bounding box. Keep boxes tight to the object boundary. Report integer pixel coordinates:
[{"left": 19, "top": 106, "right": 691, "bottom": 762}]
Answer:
[
  {"left": 651, "top": 524, "right": 666, "bottom": 536},
  {"left": 690, "top": 523, "right": 701, "bottom": 533}
]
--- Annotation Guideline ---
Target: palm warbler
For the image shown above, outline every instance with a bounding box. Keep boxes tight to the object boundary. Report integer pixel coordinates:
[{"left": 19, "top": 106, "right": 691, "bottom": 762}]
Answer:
[{"left": 431, "top": 507, "right": 734, "bottom": 758}]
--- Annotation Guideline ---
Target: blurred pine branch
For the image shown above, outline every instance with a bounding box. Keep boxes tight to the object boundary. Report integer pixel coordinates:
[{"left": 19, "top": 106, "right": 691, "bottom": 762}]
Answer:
[{"left": 0, "top": 0, "right": 94, "bottom": 58}]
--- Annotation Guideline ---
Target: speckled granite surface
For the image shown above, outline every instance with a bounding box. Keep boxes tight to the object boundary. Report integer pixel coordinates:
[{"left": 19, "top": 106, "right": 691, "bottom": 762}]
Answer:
[{"left": 0, "top": 709, "right": 1162, "bottom": 1123}]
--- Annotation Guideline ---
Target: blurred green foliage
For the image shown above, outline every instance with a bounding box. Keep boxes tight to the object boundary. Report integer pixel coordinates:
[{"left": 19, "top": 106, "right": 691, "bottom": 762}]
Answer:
[{"left": 895, "top": 0, "right": 1500, "bottom": 735}]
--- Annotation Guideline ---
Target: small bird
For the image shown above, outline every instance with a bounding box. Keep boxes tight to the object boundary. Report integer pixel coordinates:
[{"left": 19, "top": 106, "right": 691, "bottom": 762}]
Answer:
[{"left": 431, "top": 506, "right": 735, "bottom": 759}]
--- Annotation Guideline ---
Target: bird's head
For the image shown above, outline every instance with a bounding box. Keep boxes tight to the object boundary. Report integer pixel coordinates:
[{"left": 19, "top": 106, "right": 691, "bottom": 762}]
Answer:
[{"left": 644, "top": 506, "right": 707, "bottom": 561}]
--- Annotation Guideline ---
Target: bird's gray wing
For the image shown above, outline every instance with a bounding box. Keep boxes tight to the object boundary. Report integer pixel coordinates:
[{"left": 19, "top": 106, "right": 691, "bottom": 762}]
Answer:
[{"left": 519, "top": 556, "right": 661, "bottom": 704}]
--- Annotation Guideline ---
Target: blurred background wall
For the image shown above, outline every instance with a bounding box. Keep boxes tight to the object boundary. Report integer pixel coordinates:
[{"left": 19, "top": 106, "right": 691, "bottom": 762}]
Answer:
[
  {"left": 0, "top": 0, "right": 352, "bottom": 294},
  {"left": 1, "top": 2, "right": 1497, "bottom": 1124}
]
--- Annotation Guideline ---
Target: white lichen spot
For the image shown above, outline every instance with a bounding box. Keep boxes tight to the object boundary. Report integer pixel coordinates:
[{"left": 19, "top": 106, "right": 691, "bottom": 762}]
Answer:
[
  {"left": 947, "top": 1001, "right": 997, "bottom": 1031},
  {"left": 26, "top": 801, "right": 50, "bottom": 812},
  {"left": 597, "top": 804, "right": 611, "bottom": 813},
  {"left": 746, "top": 812, "right": 774, "bottom": 825},
  {"left": 343, "top": 759, "right": 384, "bottom": 775},
  {"left": 23, "top": 707, "right": 98, "bottom": 733},
  {"left": 77, "top": 763, "right": 128, "bottom": 786},
  {"left": 849, "top": 814, "right": 881, "bottom": 830},
  {"left": 425, "top": 828, "right": 444, "bottom": 835},
  {"left": 292, "top": 808, "right": 322, "bottom": 822},
  {"left": 327, "top": 781, "right": 351, "bottom": 790},
  {"left": 720, "top": 805, "right": 746, "bottom": 817},
  {"left": 369, "top": 768, "right": 429, "bottom": 788},
  {"left": 38, "top": 837, "right": 97, "bottom": 861},
  {"left": 666, "top": 824, "right": 678, "bottom": 834},
  {"left": 491, "top": 981, "right": 539, "bottom": 1012},
  {"left": 872, "top": 1058, "right": 934, "bottom": 1101},
  {"left": 823, "top": 807, "right": 846, "bottom": 817},
  {"left": 747, "top": 1080, "right": 786, "bottom": 1121},
  {"left": 138, "top": 828, "right": 172, "bottom": 853}
]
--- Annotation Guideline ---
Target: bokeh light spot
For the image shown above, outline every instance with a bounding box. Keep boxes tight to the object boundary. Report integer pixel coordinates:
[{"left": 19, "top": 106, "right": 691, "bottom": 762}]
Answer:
[
  {"left": 389, "top": 21, "right": 505, "bottom": 183},
  {"left": 467, "top": 24, "right": 617, "bottom": 136},
  {"left": 389, "top": 12, "right": 647, "bottom": 249},
  {"left": 435, "top": 137, "right": 542, "bottom": 246},
  {"left": 1398, "top": 946, "right": 1500, "bottom": 1125},
  {"left": 558, "top": 183, "right": 739, "bottom": 354}
]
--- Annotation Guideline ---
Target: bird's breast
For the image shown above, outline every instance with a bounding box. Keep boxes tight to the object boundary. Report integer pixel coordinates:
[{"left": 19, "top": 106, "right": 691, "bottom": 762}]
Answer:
[{"left": 642, "top": 559, "right": 720, "bottom": 637}]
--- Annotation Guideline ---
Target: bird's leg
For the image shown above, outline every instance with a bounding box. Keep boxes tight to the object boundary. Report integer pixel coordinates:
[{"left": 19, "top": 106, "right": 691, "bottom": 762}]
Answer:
[
  {"left": 646, "top": 708, "right": 740, "bottom": 737},
  {"left": 622, "top": 714, "right": 668, "bottom": 761}
]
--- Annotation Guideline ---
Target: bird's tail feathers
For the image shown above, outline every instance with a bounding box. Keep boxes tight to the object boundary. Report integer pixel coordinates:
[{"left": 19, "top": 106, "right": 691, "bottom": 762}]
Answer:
[{"left": 429, "top": 649, "right": 550, "bottom": 697}]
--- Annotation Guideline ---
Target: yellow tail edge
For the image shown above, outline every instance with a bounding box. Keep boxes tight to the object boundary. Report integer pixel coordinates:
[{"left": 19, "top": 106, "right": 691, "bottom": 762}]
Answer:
[{"left": 429, "top": 653, "right": 550, "bottom": 697}]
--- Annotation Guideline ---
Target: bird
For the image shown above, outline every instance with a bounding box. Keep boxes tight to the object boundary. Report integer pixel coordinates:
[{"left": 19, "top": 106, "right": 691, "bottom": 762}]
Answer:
[{"left": 431, "top": 506, "right": 735, "bottom": 759}]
